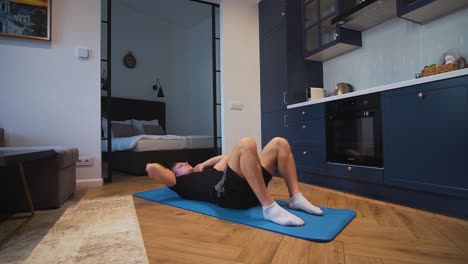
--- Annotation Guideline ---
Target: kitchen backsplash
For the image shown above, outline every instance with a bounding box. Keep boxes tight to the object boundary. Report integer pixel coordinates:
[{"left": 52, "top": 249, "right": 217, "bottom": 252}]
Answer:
[{"left": 323, "top": 8, "right": 468, "bottom": 94}]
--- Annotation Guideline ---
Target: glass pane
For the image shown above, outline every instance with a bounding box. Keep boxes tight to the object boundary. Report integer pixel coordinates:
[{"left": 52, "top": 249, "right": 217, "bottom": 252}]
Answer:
[
  {"left": 320, "top": 16, "right": 336, "bottom": 46},
  {"left": 320, "top": 0, "right": 335, "bottom": 18},
  {"left": 217, "top": 138, "right": 222, "bottom": 154},
  {"left": 216, "top": 105, "right": 221, "bottom": 138},
  {"left": 216, "top": 39, "right": 220, "bottom": 71},
  {"left": 216, "top": 71, "right": 221, "bottom": 104},
  {"left": 101, "top": 0, "right": 107, "bottom": 21},
  {"left": 101, "top": 61, "right": 108, "bottom": 91},
  {"left": 101, "top": 23, "right": 107, "bottom": 60},
  {"left": 304, "top": 0, "right": 318, "bottom": 28},
  {"left": 305, "top": 25, "right": 319, "bottom": 53},
  {"left": 215, "top": 7, "right": 220, "bottom": 38}
]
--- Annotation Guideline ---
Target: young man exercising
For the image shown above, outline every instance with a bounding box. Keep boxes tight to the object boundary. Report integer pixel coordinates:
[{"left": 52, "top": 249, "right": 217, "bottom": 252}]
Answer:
[{"left": 146, "top": 137, "right": 323, "bottom": 226}]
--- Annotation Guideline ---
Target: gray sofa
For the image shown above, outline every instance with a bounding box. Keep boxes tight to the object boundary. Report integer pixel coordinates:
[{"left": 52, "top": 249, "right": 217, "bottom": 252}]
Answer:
[{"left": 0, "top": 128, "right": 79, "bottom": 212}]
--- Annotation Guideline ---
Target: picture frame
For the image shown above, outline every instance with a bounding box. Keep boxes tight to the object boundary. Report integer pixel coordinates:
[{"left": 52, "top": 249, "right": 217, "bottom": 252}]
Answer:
[{"left": 0, "top": 0, "right": 51, "bottom": 41}]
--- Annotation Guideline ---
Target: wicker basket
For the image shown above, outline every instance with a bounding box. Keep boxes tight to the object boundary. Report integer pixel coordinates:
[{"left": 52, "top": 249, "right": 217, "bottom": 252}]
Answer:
[{"left": 421, "top": 63, "right": 459, "bottom": 77}]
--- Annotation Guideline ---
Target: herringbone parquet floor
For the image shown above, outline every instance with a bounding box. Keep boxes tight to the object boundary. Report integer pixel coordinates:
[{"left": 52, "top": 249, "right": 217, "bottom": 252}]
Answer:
[{"left": 88, "top": 175, "right": 468, "bottom": 264}]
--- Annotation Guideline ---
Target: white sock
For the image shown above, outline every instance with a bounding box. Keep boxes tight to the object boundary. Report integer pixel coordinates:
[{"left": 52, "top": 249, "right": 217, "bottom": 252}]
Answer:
[
  {"left": 289, "top": 193, "right": 323, "bottom": 215},
  {"left": 262, "top": 202, "right": 304, "bottom": 226}
]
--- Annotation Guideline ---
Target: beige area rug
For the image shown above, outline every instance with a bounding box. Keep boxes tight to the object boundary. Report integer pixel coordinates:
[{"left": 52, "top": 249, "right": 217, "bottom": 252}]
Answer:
[{"left": 0, "top": 194, "right": 148, "bottom": 264}]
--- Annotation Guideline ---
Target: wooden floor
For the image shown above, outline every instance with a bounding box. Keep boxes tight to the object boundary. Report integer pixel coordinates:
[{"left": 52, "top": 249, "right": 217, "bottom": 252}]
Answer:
[{"left": 89, "top": 175, "right": 468, "bottom": 264}]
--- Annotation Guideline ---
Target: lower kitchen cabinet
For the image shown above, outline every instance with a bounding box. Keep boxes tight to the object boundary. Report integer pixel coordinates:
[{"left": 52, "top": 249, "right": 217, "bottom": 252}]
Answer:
[
  {"left": 292, "top": 144, "right": 325, "bottom": 175},
  {"left": 288, "top": 103, "right": 326, "bottom": 177},
  {"left": 261, "top": 110, "right": 289, "bottom": 147},
  {"left": 382, "top": 76, "right": 468, "bottom": 198},
  {"left": 326, "top": 162, "right": 384, "bottom": 184}
]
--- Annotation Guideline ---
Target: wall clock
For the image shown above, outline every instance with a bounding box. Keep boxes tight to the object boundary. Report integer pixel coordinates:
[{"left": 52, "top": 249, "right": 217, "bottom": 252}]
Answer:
[{"left": 123, "top": 52, "right": 136, "bottom": 68}]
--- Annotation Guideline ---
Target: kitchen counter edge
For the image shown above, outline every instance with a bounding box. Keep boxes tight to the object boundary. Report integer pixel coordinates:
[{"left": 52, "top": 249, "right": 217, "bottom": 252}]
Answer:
[{"left": 287, "top": 68, "right": 468, "bottom": 109}]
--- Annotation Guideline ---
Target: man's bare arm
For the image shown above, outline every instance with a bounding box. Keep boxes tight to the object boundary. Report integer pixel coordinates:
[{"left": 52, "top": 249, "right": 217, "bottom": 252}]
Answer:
[
  {"left": 146, "top": 163, "right": 176, "bottom": 186},
  {"left": 194, "top": 155, "right": 225, "bottom": 172},
  {"left": 213, "top": 155, "right": 229, "bottom": 171}
]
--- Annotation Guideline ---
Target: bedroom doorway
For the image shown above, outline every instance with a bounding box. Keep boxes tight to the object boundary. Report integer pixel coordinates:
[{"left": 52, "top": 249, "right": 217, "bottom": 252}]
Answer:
[{"left": 100, "top": 0, "right": 221, "bottom": 182}]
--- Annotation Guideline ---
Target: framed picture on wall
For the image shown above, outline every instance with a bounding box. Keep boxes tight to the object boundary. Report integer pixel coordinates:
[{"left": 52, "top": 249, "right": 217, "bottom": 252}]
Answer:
[{"left": 0, "top": 0, "right": 51, "bottom": 41}]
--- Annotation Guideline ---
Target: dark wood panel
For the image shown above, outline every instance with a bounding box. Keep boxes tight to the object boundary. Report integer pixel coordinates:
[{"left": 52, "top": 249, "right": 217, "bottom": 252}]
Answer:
[{"left": 101, "top": 97, "right": 166, "bottom": 130}]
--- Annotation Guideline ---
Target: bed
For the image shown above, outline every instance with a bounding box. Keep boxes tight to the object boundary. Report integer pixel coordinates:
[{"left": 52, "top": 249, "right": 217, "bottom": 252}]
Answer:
[{"left": 101, "top": 97, "right": 217, "bottom": 175}]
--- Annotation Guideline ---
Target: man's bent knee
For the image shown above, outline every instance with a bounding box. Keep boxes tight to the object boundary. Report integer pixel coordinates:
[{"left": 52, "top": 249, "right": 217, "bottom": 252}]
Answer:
[
  {"left": 237, "top": 137, "right": 257, "bottom": 151},
  {"left": 271, "top": 137, "right": 290, "bottom": 150}
]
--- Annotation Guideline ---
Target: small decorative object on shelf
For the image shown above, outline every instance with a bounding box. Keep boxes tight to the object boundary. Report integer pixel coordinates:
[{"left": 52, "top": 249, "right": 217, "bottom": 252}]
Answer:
[
  {"left": 419, "top": 49, "right": 466, "bottom": 77},
  {"left": 123, "top": 52, "right": 137, "bottom": 68}
]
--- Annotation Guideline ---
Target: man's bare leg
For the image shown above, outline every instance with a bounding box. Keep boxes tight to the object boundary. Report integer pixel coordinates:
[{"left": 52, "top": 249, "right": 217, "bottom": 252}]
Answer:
[
  {"left": 228, "top": 137, "right": 304, "bottom": 226},
  {"left": 260, "top": 137, "right": 323, "bottom": 215}
]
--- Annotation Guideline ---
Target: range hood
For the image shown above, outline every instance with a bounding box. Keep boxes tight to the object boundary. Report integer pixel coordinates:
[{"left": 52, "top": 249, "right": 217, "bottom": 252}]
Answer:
[{"left": 331, "top": 0, "right": 397, "bottom": 31}]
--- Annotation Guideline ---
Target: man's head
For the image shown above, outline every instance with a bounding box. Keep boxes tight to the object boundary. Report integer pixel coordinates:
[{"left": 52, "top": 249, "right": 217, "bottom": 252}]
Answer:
[{"left": 171, "top": 162, "right": 194, "bottom": 176}]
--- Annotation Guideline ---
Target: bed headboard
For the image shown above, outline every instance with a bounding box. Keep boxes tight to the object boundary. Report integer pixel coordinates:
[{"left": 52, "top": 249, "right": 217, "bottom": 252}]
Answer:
[{"left": 101, "top": 97, "right": 166, "bottom": 130}]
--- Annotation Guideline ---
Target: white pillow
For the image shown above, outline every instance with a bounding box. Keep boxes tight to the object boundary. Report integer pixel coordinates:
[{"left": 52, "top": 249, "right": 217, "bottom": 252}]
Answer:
[{"left": 132, "top": 119, "right": 159, "bottom": 135}]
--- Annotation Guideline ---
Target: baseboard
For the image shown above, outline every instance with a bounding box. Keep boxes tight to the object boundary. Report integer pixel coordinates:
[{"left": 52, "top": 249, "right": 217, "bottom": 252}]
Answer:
[{"left": 76, "top": 178, "right": 103, "bottom": 187}]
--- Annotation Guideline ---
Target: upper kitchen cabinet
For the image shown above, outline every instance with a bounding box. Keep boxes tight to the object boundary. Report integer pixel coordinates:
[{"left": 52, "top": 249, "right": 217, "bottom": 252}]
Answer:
[
  {"left": 397, "top": 0, "right": 468, "bottom": 24},
  {"left": 303, "top": 0, "right": 362, "bottom": 61},
  {"left": 331, "top": 0, "right": 397, "bottom": 31},
  {"left": 259, "top": 0, "right": 323, "bottom": 113},
  {"left": 259, "top": 0, "right": 286, "bottom": 39}
]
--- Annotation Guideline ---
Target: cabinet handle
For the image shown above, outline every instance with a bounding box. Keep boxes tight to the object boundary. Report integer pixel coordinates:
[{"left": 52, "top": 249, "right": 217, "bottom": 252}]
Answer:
[
  {"left": 302, "top": 111, "right": 307, "bottom": 116},
  {"left": 283, "top": 115, "right": 288, "bottom": 127},
  {"left": 283, "top": 92, "right": 288, "bottom": 104},
  {"left": 347, "top": 166, "right": 352, "bottom": 172},
  {"left": 417, "top": 92, "right": 424, "bottom": 99},
  {"left": 303, "top": 151, "right": 307, "bottom": 155},
  {"left": 302, "top": 125, "right": 307, "bottom": 129},
  {"left": 334, "top": 33, "right": 339, "bottom": 40}
]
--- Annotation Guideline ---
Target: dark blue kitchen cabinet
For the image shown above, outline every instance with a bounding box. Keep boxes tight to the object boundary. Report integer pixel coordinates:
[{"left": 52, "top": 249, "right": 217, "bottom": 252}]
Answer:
[
  {"left": 326, "top": 163, "right": 384, "bottom": 184},
  {"left": 260, "top": 0, "right": 323, "bottom": 113},
  {"left": 303, "top": 0, "right": 361, "bottom": 61},
  {"left": 260, "top": 22, "right": 288, "bottom": 113},
  {"left": 261, "top": 110, "right": 289, "bottom": 148},
  {"left": 382, "top": 76, "right": 468, "bottom": 198},
  {"left": 259, "top": 0, "right": 323, "bottom": 146},
  {"left": 397, "top": 0, "right": 468, "bottom": 24},
  {"left": 288, "top": 104, "right": 326, "bottom": 179},
  {"left": 259, "top": 0, "right": 285, "bottom": 39}
]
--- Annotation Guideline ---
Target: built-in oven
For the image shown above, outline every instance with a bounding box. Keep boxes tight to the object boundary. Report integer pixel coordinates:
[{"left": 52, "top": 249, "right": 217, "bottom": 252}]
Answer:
[{"left": 326, "top": 93, "right": 383, "bottom": 167}]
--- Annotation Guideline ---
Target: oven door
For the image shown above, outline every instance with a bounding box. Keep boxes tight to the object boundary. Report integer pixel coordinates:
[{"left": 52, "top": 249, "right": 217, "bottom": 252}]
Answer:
[{"left": 326, "top": 108, "right": 383, "bottom": 167}]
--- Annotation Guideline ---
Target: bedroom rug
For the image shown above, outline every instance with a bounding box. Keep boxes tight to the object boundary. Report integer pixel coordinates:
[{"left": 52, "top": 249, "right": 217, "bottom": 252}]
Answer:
[
  {"left": 134, "top": 187, "right": 356, "bottom": 242},
  {"left": 0, "top": 195, "right": 148, "bottom": 264}
]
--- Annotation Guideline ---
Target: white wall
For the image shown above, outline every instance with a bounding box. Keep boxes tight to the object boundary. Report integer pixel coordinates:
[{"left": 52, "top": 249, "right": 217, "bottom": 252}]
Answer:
[
  {"left": 220, "top": 0, "right": 262, "bottom": 153},
  {"left": 0, "top": 0, "right": 102, "bottom": 186},
  {"left": 323, "top": 9, "right": 468, "bottom": 94}
]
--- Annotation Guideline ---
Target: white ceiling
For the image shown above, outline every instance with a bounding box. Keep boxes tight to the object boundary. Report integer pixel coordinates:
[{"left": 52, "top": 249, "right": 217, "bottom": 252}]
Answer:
[{"left": 115, "top": 0, "right": 215, "bottom": 28}]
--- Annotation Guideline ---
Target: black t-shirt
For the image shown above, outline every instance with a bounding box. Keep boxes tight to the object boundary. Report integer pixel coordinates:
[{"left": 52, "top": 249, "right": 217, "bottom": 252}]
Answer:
[{"left": 169, "top": 168, "right": 223, "bottom": 203}]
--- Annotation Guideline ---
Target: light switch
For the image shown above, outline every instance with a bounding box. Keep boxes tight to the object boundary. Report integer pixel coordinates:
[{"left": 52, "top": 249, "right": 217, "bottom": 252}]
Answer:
[
  {"left": 230, "top": 102, "right": 244, "bottom": 110},
  {"left": 76, "top": 47, "right": 89, "bottom": 59}
]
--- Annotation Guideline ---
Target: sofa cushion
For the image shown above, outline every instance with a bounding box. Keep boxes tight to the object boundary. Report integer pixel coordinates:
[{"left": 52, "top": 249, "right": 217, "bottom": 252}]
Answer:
[{"left": 0, "top": 147, "right": 79, "bottom": 168}]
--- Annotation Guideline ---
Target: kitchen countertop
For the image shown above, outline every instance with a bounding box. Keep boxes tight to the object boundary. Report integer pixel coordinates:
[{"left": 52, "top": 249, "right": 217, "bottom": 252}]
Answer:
[{"left": 287, "top": 68, "right": 468, "bottom": 109}]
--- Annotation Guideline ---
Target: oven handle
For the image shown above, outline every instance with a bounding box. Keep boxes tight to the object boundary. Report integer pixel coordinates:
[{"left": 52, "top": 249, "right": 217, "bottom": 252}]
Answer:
[{"left": 328, "top": 109, "right": 379, "bottom": 119}]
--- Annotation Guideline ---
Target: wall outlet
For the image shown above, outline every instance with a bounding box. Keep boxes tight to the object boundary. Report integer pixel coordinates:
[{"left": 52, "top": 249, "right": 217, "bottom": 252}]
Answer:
[{"left": 77, "top": 156, "right": 93, "bottom": 166}]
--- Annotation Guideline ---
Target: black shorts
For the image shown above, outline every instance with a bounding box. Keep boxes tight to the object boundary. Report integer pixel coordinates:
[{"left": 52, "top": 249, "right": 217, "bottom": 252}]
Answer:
[{"left": 214, "top": 165, "right": 273, "bottom": 209}]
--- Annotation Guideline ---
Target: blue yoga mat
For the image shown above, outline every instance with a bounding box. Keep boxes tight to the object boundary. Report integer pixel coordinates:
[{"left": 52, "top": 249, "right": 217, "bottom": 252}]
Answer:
[{"left": 134, "top": 187, "right": 356, "bottom": 242}]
